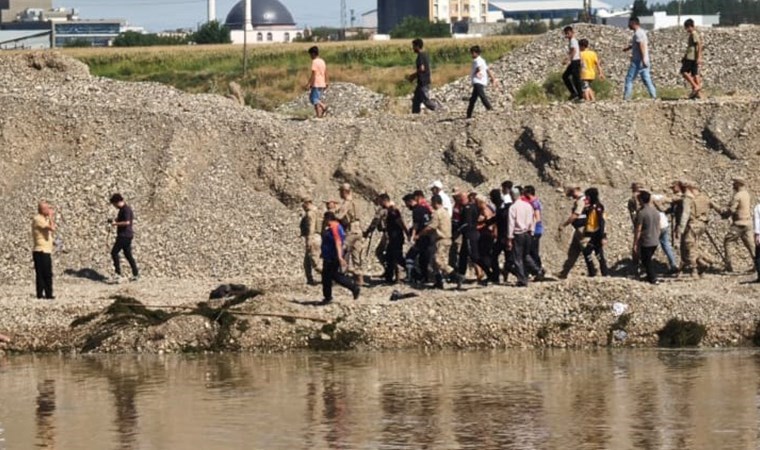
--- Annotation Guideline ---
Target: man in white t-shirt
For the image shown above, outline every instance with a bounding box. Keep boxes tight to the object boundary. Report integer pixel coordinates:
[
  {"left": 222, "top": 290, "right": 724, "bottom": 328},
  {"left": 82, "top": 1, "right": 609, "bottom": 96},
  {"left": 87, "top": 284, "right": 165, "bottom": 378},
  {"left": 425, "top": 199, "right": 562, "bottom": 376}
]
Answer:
[
  {"left": 562, "top": 26, "right": 583, "bottom": 101},
  {"left": 430, "top": 180, "right": 453, "bottom": 216},
  {"left": 466, "top": 45, "right": 499, "bottom": 119}
]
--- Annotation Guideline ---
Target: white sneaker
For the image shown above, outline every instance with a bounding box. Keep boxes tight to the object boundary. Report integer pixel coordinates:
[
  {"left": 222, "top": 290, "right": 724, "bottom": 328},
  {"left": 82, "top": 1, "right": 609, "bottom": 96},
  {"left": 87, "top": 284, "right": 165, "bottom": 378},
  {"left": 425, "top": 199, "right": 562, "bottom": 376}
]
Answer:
[
  {"left": 129, "top": 275, "right": 140, "bottom": 282},
  {"left": 111, "top": 275, "right": 123, "bottom": 284}
]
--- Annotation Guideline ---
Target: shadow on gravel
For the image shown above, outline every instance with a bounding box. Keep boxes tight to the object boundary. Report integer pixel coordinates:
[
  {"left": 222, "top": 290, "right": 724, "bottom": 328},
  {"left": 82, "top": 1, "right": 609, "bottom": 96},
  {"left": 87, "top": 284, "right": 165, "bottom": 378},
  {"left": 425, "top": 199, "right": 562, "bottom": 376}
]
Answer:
[{"left": 63, "top": 268, "right": 108, "bottom": 283}]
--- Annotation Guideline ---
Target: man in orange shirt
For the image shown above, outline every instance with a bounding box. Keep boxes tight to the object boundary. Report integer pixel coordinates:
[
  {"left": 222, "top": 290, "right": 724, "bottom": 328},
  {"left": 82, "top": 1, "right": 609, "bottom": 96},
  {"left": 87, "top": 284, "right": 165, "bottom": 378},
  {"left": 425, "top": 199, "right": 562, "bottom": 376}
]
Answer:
[{"left": 306, "top": 46, "right": 329, "bottom": 118}]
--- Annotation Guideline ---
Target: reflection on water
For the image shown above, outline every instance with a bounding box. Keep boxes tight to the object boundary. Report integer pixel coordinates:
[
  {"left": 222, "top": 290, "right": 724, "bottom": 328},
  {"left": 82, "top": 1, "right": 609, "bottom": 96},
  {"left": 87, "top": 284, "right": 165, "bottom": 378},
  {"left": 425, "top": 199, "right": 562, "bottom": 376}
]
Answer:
[{"left": 1, "top": 350, "right": 760, "bottom": 449}]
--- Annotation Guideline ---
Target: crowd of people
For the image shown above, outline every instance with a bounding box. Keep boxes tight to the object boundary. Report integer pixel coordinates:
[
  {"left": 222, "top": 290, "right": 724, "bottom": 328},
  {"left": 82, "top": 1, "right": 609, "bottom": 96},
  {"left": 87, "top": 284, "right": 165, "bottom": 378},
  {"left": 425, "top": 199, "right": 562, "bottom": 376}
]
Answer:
[
  {"left": 300, "top": 179, "right": 760, "bottom": 304},
  {"left": 304, "top": 17, "right": 706, "bottom": 119}
]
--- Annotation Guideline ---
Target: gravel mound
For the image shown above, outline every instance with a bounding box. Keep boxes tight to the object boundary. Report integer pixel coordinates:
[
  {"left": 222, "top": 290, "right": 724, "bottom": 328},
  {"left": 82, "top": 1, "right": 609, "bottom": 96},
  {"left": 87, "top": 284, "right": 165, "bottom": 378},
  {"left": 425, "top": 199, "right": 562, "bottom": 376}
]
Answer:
[
  {"left": 276, "top": 82, "right": 388, "bottom": 118},
  {"left": 434, "top": 24, "right": 760, "bottom": 106}
]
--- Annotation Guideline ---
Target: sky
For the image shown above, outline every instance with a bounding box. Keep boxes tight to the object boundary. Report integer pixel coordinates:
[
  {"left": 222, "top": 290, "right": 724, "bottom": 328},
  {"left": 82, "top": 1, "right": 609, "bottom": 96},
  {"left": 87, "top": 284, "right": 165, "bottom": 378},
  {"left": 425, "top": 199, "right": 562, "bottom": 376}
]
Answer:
[{"left": 53, "top": 0, "right": 376, "bottom": 32}]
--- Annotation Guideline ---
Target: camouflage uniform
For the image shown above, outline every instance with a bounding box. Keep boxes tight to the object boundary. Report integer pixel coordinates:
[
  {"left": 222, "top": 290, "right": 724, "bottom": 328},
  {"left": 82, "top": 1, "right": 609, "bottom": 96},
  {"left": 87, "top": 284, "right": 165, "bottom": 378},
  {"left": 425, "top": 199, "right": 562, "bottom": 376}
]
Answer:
[
  {"left": 336, "top": 196, "right": 364, "bottom": 281},
  {"left": 678, "top": 191, "right": 715, "bottom": 273},
  {"left": 723, "top": 187, "right": 755, "bottom": 272},
  {"left": 300, "top": 204, "right": 322, "bottom": 284}
]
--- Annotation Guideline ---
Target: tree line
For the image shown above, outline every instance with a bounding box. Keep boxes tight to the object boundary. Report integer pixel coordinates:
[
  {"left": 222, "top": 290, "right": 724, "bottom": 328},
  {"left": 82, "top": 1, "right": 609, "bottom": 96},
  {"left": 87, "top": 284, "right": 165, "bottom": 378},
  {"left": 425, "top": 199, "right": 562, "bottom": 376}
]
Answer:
[{"left": 112, "top": 21, "right": 231, "bottom": 47}]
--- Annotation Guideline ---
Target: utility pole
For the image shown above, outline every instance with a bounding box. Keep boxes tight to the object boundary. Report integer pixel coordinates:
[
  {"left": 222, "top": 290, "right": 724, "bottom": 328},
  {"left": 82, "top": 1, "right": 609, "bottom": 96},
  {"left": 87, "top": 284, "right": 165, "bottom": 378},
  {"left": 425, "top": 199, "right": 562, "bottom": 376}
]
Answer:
[
  {"left": 340, "top": 0, "right": 347, "bottom": 37},
  {"left": 243, "top": 0, "right": 251, "bottom": 76}
]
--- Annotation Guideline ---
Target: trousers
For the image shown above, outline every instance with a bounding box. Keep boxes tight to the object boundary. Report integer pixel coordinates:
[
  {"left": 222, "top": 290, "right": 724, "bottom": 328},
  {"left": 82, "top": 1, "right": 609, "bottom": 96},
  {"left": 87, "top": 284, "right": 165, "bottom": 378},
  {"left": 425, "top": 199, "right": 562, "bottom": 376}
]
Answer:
[
  {"left": 624, "top": 61, "right": 657, "bottom": 100},
  {"left": 562, "top": 60, "right": 583, "bottom": 99},
  {"left": 322, "top": 259, "right": 358, "bottom": 301},
  {"left": 111, "top": 236, "right": 139, "bottom": 277},
  {"left": 639, "top": 245, "right": 658, "bottom": 283},
  {"left": 466, "top": 84, "right": 493, "bottom": 118},
  {"left": 582, "top": 235, "right": 609, "bottom": 277},
  {"left": 33, "top": 251, "right": 53, "bottom": 299},
  {"left": 412, "top": 84, "right": 438, "bottom": 114},
  {"left": 559, "top": 229, "right": 590, "bottom": 278},
  {"left": 512, "top": 233, "right": 540, "bottom": 285},
  {"left": 304, "top": 235, "right": 322, "bottom": 283},
  {"left": 723, "top": 224, "right": 755, "bottom": 271}
]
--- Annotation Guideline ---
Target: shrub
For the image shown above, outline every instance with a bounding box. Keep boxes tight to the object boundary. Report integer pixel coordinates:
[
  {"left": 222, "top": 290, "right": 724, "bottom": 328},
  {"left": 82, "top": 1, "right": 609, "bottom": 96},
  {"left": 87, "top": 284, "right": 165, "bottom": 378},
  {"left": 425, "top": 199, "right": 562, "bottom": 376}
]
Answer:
[
  {"left": 514, "top": 81, "right": 548, "bottom": 106},
  {"left": 542, "top": 71, "right": 567, "bottom": 101},
  {"left": 390, "top": 17, "right": 451, "bottom": 39},
  {"left": 193, "top": 20, "right": 231, "bottom": 45},
  {"left": 590, "top": 78, "right": 614, "bottom": 100}
]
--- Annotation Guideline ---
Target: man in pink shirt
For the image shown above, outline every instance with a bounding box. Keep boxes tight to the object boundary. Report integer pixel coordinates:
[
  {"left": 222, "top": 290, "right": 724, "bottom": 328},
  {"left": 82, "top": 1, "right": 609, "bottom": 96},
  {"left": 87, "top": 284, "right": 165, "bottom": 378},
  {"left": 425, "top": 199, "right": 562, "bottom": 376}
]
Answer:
[
  {"left": 306, "top": 46, "right": 329, "bottom": 118},
  {"left": 508, "top": 195, "right": 544, "bottom": 287}
]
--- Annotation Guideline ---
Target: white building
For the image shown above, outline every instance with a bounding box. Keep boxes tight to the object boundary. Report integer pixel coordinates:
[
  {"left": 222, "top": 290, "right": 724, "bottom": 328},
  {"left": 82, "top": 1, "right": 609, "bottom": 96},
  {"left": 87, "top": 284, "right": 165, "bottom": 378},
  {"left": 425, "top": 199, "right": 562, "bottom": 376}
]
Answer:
[
  {"left": 605, "top": 11, "right": 720, "bottom": 30},
  {"left": 361, "top": 9, "right": 378, "bottom": 29},
  {"left": 431, "top": 0, "right": 489, "bottom": 24},
  {"left": 490, "top": 0, "right": 613, "bottom": 23},
  {"left": 222, "top": 0, "right": 303, "bottom": 44}
]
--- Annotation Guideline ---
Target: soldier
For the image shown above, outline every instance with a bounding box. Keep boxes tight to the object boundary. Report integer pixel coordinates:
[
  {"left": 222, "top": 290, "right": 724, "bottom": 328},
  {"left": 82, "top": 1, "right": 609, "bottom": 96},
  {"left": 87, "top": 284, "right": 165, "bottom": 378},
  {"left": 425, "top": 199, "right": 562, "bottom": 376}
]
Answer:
[
  {"left": 299, "top": 196, "right": 321, "bottom": 286},
  {"left": 677, "top": 181, "right": 719, "bottom": 276},
  {"left": 378, "top": 194, "right": 407, "bottom": 284},
  {"left": 722, "top": 177, "right": 755, "bottom": 273},
  {"left": 335, "top": 183, "right": 364, "bottom": 287},
  {"left": 557, "top": 185, "right": 588, "bottom": 279},
  {"left": 364, "top": 195, "right": 389, "bottom": 269},
  {"left": 419, "top": 195, "right": 463, "bottom": 289}
]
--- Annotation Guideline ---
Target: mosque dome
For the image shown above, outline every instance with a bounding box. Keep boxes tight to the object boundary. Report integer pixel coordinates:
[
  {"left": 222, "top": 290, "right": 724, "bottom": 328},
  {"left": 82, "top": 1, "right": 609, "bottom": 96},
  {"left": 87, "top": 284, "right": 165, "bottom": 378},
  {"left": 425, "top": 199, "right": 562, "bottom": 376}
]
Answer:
[{"left": 225, "top": 0, "right": 297, "bottom": 29}]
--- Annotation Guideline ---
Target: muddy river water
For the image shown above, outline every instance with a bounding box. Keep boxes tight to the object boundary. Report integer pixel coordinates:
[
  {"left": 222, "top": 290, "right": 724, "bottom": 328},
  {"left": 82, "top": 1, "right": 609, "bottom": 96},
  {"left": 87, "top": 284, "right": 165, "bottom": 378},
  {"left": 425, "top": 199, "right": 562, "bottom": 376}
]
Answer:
[{"left": 1, "top": 350, "right": 759, "bottom": 449}]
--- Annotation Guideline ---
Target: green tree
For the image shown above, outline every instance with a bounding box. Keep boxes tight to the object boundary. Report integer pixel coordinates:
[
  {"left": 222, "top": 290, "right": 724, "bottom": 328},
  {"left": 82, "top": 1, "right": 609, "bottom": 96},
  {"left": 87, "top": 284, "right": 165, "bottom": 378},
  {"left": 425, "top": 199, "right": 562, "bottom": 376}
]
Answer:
[
  {"left": 390, "top": 16, "right": 451, "bottom": 39},
  {"left": 113, "top": 31, "right": 187, "bottom": 47},
  {"left": 192, "top": 20, "right": 231, "bottom": 45},
  {"left": 632, "top": 0, "right": 652, "bottom": 17}
]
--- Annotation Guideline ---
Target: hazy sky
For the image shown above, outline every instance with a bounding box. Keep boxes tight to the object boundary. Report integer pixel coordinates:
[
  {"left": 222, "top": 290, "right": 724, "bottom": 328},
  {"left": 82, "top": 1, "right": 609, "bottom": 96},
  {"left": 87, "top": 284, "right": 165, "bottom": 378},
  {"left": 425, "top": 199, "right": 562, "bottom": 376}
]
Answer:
[{"left": 53, "top": 0, "right": 377, "bottom": 32}]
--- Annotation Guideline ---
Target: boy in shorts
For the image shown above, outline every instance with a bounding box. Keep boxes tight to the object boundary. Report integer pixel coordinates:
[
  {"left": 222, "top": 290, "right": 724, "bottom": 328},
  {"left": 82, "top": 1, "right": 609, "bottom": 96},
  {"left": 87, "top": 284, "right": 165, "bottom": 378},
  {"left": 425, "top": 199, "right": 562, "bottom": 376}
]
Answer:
[
  {"left": 579, "top": 39, "right": 605, "bottom": 102},
  {"left": 306, "top": 46, "right": 329, "bottom": 117},
  {"left": 680, "top": 19, "right": 703, "bottom": 99}
]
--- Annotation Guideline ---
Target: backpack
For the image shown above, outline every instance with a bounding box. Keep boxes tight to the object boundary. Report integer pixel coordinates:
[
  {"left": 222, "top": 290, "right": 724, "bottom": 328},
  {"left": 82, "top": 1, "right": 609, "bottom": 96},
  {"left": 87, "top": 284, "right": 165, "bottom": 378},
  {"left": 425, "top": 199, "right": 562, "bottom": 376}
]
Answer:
[{"left": 585, "top": 204, "right": 604, "bottom": 234}]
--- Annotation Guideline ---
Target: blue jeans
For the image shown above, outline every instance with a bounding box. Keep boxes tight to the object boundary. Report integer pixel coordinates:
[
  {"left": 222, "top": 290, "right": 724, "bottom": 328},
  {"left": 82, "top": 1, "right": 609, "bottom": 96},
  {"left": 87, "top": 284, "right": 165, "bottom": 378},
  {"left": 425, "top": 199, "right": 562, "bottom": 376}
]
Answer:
[
  {"left": 659, "top": 227, "right": 677, "bottom": 271},
  {"left": 624, "top": 61, "right": 657, "bottom": 100}
]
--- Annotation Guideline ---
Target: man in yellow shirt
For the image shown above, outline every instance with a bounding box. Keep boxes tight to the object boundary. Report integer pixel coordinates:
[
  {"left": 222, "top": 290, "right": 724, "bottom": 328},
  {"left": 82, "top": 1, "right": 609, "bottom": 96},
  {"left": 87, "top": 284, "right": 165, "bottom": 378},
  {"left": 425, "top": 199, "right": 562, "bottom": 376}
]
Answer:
[
  {"left": 579, "top": 39, "right": 605, "bottom": 102},
  {"left": 32, "top": 201, "right": 57, "bottom": 299}
]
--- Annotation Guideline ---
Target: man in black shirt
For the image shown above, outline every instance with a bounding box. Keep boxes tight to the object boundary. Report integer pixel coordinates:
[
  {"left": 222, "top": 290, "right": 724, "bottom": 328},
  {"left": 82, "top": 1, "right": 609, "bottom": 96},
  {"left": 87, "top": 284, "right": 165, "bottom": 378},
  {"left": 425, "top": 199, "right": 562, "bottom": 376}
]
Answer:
[
  {"left": 404, "top": 192, "right": 433, "bottom": 284},
  {"left": 455, "top": 192, "right": 480, "bottom": 277},
  {"left": 379, "top": 194, "right": 407, "bottom": 283},
  {"left": 408, "top": 38, "right": 440, "bottom": 114},
  {"left": 109, "top": 193, "right": 139, "bottom": 283}
]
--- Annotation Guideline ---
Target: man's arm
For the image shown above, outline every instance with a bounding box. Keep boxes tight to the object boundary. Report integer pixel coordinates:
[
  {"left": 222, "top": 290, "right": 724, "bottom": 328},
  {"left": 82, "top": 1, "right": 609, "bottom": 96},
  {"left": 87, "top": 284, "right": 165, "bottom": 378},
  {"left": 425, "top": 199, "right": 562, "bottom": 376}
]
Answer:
[
  {"left": 559, "top": 213, "right": 579, "bottom": 230},
  {"left": 305, "top": 69, "right": 316, "bottom": 90},
  {"left": 633, "top": 223, "right": 642, "bottom": 255},
  {"left": 487, "top": 68, "right": 500, "bottom": 88},
  {"left": 678, "top": 198, "right": 691, "bottom": 236},
  {"left": 639, "top": 41, "right": 648, "bottom": 66},
  {"left": 596, "top": 59, "right": 605, "bottom": 80},
  {"left": 332, "top": 226, "right": 344, "bottom": 263},
  {"left": 696, "top": 35, "right": 703, "bottom": 65}
]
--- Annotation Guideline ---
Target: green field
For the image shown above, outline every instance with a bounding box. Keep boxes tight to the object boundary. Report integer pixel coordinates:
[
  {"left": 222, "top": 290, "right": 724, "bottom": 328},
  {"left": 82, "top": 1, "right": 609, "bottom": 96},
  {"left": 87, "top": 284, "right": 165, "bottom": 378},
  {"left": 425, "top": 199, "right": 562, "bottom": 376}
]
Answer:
[{"left": 63, "top": 37, "right": 529, "bottom": 110}]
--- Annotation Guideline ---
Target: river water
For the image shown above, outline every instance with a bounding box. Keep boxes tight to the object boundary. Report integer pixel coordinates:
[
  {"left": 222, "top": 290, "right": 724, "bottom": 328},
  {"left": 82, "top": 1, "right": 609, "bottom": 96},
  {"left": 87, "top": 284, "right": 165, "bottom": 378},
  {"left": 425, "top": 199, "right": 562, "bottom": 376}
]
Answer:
[{"left": 1, "top": 350, "right": 759, "bottom": 449}]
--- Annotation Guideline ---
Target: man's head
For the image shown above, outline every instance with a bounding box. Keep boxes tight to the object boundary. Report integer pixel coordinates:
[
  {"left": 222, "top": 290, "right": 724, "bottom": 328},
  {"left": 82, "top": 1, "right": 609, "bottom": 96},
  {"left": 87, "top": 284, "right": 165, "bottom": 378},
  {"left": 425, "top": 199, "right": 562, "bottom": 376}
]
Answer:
[
  {"left": 403, "top": 193, "right": 416, "bottom": 209},
  {"left": 488, "top": 189, "right": 502, "bottom": 207},
  {"left": 501, "top": 180, "right": 513, "bottom": 193},
  {"left": 412, "top": 38, "right": 424, "bottom": 53},
  {"left": 301, "top": 196, "right": 313, "bottom": 211},
  {"left": 429, "top": 180, "right": 444, "bottom": 196},
  {"left": 338, "top": 183, "right": 352, "bottom": 199},
  {"left": 308, "top": 46, "right": 319, "bottom": 59},
  {"left": 431, "top": 194, "right": 443, "bottom": 209},
  {"left": 631, "top": 182, "right": 644, "bottom": 196},
  {"left": 639, "top": 190, "right": 652, "bottom": 204},
  {"left": 628, "top": 17, "right": 640, "bottom": 30},
  {"left": 565, "top": 186, "right": 582, "bottom": 199},
  {"left": 378, "top": 193, "right": 392, "bottom": 208},
  {"left": 455, "top": 192, "right": 468, "bottom": 205},
  {"left": 585, "top": 187, "right": 600, "bottom": 205},
  {"left": 684, "top": 18, "right": 695, "bottom": 30},
  {"left": 37, "top": 201, "right": 51, "bottom": 216},
  {"left": 732, "top": 177, "right": 746, "bottom": 192},
  {"left": 563, "top": 26, "right": 574, "bottom": 39},
  {"left": 110, "top": 193, "right": 125, "bottom": 208},
  {"left": 670, "top": 180, "right": 684, "bottom": 194},
  {"left": 324, "top": 199, "right": 338, "bottom": 211},
  {"left": 512, "top": 186, "right": 523, "bottom": 199},
  {"left": 579, "top": 38, "right": 589, "bottom": 50},
  {"left": 468, "top": 191, "right": 478, "bottom": 203},
  {"left": 523, "top": 185, "right": 536, "bottom": 199},
  {"left": 469, "top": 45, "right": 481, "bottom": 59},
  {"left": 413, "top": 190, "right": 426, "bottom": 202},
  {"left": 323, "top": 211, "right": 337, "bottom": 224}
]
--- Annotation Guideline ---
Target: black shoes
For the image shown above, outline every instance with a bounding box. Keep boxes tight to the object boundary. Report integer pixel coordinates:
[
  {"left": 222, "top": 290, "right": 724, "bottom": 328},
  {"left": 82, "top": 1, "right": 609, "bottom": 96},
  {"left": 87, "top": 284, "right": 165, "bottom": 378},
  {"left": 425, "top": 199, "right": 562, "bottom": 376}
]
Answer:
[
  {"left": 352, "top": 286, "right": 361, "bottom": 300},
  {"left": 319, "top": 298, "right": 333, "bottom": 305}
]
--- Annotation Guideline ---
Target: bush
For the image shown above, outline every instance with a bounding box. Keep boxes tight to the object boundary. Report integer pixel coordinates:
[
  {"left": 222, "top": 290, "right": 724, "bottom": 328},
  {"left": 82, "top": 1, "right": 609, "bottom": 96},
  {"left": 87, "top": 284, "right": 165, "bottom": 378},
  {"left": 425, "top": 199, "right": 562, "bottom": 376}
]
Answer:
[
  {"left": 514, "top": 81, "right": 548, "bottom": 105},
  {"left": 193, "top": 20, "right": 231, "bottom": 45},
  {"left": 113, "top": 31, "right": 188, "bottom": 47},
  {"left": 542, "top": 71, "right": 567, "bottom": 101},
  {"left": 590, "top": 78, "right": 614, "bottom": 100}
]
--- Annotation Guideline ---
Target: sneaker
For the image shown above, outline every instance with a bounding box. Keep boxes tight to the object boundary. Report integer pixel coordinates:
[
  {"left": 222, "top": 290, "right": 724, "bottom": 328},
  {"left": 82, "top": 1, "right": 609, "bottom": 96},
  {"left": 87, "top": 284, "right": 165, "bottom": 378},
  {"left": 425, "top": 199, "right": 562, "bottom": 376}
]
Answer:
[
  {"left": 319, "top": 298, "right": 333, "bottom": 306},
  {"left": 129, "top": 275, "right": 140, "bottom": 282},
  {"left": 111, "top": 275, "right": 123, "bottom": 284}
]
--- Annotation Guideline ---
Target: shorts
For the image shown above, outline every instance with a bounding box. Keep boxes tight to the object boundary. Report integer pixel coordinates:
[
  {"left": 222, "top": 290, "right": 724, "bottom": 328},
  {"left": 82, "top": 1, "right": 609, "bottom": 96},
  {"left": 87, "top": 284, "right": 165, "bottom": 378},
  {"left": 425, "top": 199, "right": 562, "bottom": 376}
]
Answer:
[
  {"left": 581, "top": 80, "right": 593, "bottom": 91},
  {"left": 680, "top": 59, "right": 699, "bottom": 76},
  {"left": 309, "top": 88, "right": 324, "bottom": 105}
]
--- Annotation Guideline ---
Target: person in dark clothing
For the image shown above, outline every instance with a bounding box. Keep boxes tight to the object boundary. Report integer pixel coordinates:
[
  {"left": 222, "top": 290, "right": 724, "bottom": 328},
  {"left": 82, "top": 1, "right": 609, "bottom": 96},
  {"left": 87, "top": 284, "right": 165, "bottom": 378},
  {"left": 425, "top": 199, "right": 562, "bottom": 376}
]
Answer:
[
  {"left": 320, "top": 211, "right": 360, "bottom": 304},
  {"left": 488, "top": 189, "right": 510, "bottom": 284},
  {"left": 408, "top": 38, "right": 440, "bottom": 114},
  {"left": 379, "top": 194, "right": 407, "bottom": 283},
  {"left": 581, "top": 188, "right": 609, "bottom": 277},
  {"left": 109, "top": 194, "right": 139, "bottom": 283},
  {"left": 524, "top": 186, "right": 544, "bottom": 273},
  {"left": 404, "top": 192, "right": 433, "bottom": 284},
  {"left": 562, "top": 26, "right": 583, "bottom": 100},
  {"left": 634, "top": 191, "right": 662, "bottom": 285},
  {"left": 454, "top": 192, "right": 482, "bottom": 278}
]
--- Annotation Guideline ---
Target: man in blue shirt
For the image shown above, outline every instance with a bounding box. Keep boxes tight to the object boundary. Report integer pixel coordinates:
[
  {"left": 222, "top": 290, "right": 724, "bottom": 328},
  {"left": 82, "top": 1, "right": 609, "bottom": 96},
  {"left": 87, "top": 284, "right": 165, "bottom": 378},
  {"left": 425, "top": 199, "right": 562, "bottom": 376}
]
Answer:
[{"left": 321, "top": 211, "right": 360, "bottom": 304}]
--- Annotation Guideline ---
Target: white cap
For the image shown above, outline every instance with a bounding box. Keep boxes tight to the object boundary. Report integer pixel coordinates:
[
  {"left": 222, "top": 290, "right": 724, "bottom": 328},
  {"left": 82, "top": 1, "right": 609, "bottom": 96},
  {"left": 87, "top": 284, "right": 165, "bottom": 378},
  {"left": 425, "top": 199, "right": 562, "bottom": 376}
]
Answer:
[{"left": 429, "top": 180, "right": 444, "bottom": 190}]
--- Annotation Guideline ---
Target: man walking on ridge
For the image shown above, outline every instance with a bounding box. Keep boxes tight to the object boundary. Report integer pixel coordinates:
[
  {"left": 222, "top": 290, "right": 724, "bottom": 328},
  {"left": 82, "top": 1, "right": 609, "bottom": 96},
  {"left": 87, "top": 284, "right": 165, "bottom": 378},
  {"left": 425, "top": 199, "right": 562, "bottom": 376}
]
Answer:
[
  {"left": 32, "top": 201, "right": 57, "bottom": 299},
  {"left": 466, "top": 45, "right": 499, "bottom": 118},
  {"left": 623, "top": 17, "right": 657, "bottom": 100},
  {"left": 562, "top": 26, "right": 583, "bottom": 101},
  {"left": 408, "top": 38, "right": 440, "bottom": 114},
  {"left": 681, "top": 19, "right": 703, "bottom": 99},
  {"left": 109, "top": 194, "right": 139, "bottom": 283},
  {"left": 305, "top": 46, "right": 329, "bottom": 118},
  {"left": 721, "top": 177, "right": 755, "bottom": 273}
]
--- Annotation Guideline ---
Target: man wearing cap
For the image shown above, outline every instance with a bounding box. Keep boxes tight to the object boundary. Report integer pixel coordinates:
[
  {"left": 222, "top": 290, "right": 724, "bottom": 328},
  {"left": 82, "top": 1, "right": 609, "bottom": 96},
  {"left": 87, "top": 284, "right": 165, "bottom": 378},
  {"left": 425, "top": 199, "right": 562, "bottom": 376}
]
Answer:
[
  {"left": 419, "top": 195, "right": 464, "bottom": 289},
  {"left": 722, "top": 177, "right": 755, "bottom": 273},
  {"left": 300, "top": 196, "right": 321, "bottom": 285},
  {"left": 677, "top": 182, "right": 718, "bottom": 276},
  {"left": 430, "top": 181, "right": 453, "bottom": 216},
  {"left": 335, "top": 183, "right": 365, "bottom": 287},
  {"left": 557, "top": 185, "right": 588, "bottom": 279}
]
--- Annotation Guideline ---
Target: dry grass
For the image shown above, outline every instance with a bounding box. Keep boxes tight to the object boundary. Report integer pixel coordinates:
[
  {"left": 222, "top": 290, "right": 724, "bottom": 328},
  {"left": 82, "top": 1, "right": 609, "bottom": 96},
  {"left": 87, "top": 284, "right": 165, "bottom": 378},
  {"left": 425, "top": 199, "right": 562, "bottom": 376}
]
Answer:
[{"left": 62, "top": 36, "right": 531, "bottom": 110}]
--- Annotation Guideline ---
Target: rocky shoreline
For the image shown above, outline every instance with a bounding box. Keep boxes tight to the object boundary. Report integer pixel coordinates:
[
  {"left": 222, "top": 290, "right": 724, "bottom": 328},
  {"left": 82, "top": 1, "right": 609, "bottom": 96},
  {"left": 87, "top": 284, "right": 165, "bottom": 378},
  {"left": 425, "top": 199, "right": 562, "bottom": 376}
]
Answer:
[{"left": 1, "top": 273, "right": 758, "bottom": 355}]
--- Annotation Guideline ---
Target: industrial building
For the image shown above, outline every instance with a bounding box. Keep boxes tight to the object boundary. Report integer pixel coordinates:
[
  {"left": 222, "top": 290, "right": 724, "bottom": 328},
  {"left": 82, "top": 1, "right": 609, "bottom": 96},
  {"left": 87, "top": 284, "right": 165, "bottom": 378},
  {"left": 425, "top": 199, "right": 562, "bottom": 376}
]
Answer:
[
  {"left": 221, "top": 0, "right": 303, "bottom": 44},
  {"left": 489, "top": 0, "right": 612, "bottom": 23},
  {"left": 604, "top": 11, "right": 720, "bottom": 29},
  {"left": 377, "top": 0, "right": 491, "bottom": 35},
  {"left": 377, "top": 0, "right": 429, "bottom": 34},
  {"left": 0, "top": 0, "right": 49, "bottom": 23}
]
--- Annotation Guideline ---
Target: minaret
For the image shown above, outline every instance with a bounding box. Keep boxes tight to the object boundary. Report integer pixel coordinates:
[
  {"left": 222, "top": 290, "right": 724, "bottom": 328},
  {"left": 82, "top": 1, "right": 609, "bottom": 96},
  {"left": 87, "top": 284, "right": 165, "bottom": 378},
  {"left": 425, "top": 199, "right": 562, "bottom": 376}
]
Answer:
[
  {"left": 208, "top": 0, "right": 216, "bottom": 22},
  {"left": 244, "top": 0, "right": 253, "bottom": 31}
]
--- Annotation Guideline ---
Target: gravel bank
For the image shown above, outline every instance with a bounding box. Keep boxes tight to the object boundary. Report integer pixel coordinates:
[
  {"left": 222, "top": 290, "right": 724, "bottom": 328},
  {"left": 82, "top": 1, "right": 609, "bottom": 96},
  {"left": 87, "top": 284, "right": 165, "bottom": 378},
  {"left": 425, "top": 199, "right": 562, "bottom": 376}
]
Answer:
[{"left": 0, "top": 274, "right": 758, "bottom": 354}]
